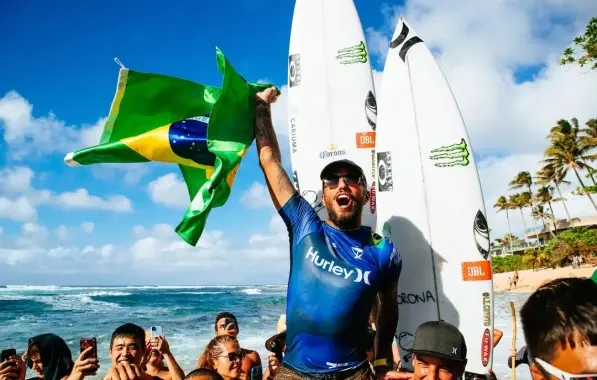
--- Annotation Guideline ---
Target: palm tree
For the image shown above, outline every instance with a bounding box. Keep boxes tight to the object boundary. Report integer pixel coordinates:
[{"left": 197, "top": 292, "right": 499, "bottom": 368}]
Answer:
[
  {"left": 535, "top": 164, "right": 572, "bottom": 223},
  {"left": 510, "top": 192, "right": 532, "bottom": 238},
  {"left": 493, "top": 196, "right": 514, "bottom": 252},
  {"left": 580, "top": 118, "right": 597, "bottom": 184},
  {"left": 530, "top": 204, "right": 556, "bottom": 239},
  {"left": 509, "top": 171, "right": 533, "bottom": 196},
  {"left": 535, "top": 186, "right": 556, "bottom": 218},
  {"left": 543, "top": 118, "right": 597, "bottom": 212},
  {"left": 523, "top": 248, "right": 550, "bottom": 270}
]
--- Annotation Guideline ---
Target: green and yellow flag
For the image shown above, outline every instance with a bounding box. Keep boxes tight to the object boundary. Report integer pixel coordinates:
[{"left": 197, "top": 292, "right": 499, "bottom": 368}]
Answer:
[{"left": 65, "top": 48, "right": 278, "bottom": 246}]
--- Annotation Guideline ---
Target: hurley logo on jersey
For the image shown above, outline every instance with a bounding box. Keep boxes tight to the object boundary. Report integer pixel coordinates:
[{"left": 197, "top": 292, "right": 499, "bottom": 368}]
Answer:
[{"left": 305, "top": 247, "right": 371, "bottom": 285}]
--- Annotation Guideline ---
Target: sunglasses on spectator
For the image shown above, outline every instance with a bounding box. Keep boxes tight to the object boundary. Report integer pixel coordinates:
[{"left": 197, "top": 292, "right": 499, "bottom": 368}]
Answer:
[
  {"left": 221, "top": 351, "right": 244, "bottom": 362},
  {"left": 322, "top": 175, "right": 363, "bottom": 188},
  {"left": 535, "top": 358, "right": 597, "bottom": 380}
]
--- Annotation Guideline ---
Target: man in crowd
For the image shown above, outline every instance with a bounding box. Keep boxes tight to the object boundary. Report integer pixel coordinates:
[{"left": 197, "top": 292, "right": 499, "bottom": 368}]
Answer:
[
  {"left": 520, "top": 277, "right": 597, "bottom": 379},
  {"left": 254, "top": 87, "right": 402, "bottom": 380},
  {"left": 384, "top": 321, "right": 468, "bottom": 380},
  {"left": 198, "top": 312, "right": 261, "bottom": 379},
  {"left": 104, "top": 323, "right": 154, "bottom": 380}
]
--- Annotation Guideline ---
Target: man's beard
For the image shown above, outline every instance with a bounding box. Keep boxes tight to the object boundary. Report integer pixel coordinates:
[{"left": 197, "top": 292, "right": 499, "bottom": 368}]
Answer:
[{"left": 327, "top": 195, "right": 365, "bottom": 230}]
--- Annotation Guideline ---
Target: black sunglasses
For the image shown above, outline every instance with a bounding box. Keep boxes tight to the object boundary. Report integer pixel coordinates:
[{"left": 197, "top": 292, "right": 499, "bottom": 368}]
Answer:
[
  {"left": 222, "top": 351, "right": 245, "bottom": 362},
  {"left": 322, "top": 175, "right": 363, "bottom": 188}
]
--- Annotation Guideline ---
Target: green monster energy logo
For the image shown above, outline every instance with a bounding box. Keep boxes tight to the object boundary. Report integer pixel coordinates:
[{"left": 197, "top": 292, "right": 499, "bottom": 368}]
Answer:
[
  {"left": 382, "top": 222, "right": 392, "bottom": 236},
  {"left": 335, "top": 41, "right": 368, "bottom": 64},
  {"left": 429, "top": 138, "right": 470, "bottom": 167}
]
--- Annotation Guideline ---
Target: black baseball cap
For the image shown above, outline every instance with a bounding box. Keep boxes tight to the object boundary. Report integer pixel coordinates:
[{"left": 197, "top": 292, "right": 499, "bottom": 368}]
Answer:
[
  {"left": 320, "top": 159, "right": 366, "bottom": 181},
  {"left": 406, "top": 320, "right": 468, "bottom": 364}
]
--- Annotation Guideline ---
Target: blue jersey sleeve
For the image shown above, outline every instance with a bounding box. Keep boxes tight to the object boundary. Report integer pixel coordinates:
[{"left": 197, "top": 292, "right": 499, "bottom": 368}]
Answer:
[
  {"left": 378, "top": 240, "right": 403, "bottom": 292},
  {"left": 278, "top": 193, "right": 321, "bottom": 244}
]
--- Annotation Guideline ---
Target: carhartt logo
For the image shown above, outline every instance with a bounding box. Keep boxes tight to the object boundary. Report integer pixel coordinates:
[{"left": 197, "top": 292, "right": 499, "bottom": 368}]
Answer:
[
  {"left": 352, "top": 247, "right": 363, "bottom": 259},
  {"left": 306, "top": 247, "right": 371, "bottom": 285}
]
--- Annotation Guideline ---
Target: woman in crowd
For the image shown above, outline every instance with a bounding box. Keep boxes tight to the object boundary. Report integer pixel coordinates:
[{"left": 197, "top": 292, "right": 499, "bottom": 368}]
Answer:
[
  {"left": 197, "top": 336, "right": 243, "bottom": 380},
  {"left": 143, "top": 333, "right": 185, "bottom": 380},
  {"left": 27, "top": 333, "right": 98, "bottom": 380}
]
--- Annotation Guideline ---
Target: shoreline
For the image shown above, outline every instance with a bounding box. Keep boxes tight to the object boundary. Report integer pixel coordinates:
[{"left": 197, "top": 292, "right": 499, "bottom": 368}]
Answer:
[{"left": 493, "top": 265, "right": 596, "bottom": 293}]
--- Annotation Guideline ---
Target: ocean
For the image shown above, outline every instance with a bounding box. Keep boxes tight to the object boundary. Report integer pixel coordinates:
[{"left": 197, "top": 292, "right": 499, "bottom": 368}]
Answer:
[{"left": 0, "top": 285, "right": 531, "bottom": 380}]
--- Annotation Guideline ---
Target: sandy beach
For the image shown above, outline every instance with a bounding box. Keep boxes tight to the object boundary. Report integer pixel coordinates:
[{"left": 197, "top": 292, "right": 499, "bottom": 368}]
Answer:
[{"left": 493, "top": 265, "right": 597, "bottom": 293}]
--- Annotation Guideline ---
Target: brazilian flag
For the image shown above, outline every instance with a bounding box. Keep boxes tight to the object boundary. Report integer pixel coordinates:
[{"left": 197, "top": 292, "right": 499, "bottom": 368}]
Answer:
[{"left": 65, "top": 48, "right": 278, "bottom": 246}]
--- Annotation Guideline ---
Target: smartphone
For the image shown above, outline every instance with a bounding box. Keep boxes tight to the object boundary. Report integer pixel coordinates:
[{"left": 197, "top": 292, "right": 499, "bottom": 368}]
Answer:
[
  {"left": 150, "top": 326, "right": 163, "bottom": 339},
  {"left": 250, "top": 365, "right": 262, "bottom": 380},
  {"left": 1, "top": 348, "right": 16, "bottom": 363},
  {"left": 80, "top": 337, "right": 97, "bottom": 359}
]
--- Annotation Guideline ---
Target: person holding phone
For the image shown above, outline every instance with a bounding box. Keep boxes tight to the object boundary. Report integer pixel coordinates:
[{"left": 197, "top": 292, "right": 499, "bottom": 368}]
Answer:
[
  {"left": 0, "top": 349, "right": 26, "bottom": 380},
  {"left": 143, "top": 329, "right": 184, "bottom": 380},
  {"left": 26, "top": 333, "right": 99, "bottom": 380}
]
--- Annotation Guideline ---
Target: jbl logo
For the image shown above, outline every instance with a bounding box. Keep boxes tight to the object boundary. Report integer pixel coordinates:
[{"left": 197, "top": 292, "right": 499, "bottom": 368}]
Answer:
[{"left": 461, "top": 261, "right": 492, "bottom": 281}]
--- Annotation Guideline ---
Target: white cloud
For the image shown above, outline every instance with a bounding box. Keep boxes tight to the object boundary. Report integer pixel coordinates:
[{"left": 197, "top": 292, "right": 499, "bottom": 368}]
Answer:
[
  {"left": 81, "top": 222, "right": 95, "bottom": 233},
  {"left": 55, "top": 225, "right": 68, "bottom": 241},
  {"left": 147, "top": 173, "right": 189, "bottom": 209},
  {"left": 54, "top": 188, "right": 133, "bottom": 212},
  {"left": 366, "top": 2, "right": 597, "bottom": 240},
  {"left": 240, "top": 182, "right": 271, "bottom": 209},
  {"left": 0, "top": 196, "right": 37, "bottom": 222},
  {"left": 0, "top": 166, "right": 34, "bottom": 192},
  {"left": 0, "top": 91, "right": 107, "bottom": 160}
]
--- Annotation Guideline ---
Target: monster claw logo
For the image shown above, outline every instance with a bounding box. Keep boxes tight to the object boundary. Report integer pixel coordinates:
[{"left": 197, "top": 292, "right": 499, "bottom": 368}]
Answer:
[
  {"left": 382, "top": 222, "right": 392, "bottom": 236},
  {"left": 336, "top": 41, "right": 368, "bottom": 64},
  {"left": 429, "top": 138, "right": 470, "bottom": 167}
]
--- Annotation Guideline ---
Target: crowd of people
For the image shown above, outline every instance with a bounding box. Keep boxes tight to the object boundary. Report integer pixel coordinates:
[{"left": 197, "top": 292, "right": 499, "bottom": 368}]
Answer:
[
  {"left": 3, "top": 84, "right": 596, "bottom": 380},
  {"left": 2, "top": 275, "right": 596, "bottom": 380}
]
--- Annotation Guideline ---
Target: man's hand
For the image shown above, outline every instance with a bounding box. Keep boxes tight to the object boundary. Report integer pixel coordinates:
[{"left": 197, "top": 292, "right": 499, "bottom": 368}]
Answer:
[
  {"left": 68, "top": 347, "right": 100, "bottom": 380},
  {"left": 267, "top": 353, "right": 281, "bottom": 377},
  {"left": 256, "top": 87, "right": 279, "bottom": 105},
  {"left": 150, "top": 335, "right": 171, "bottom": 356},
  {"left": 103, "top": 363, "right": 151, "bottom": 380},
  {"left": 0, "top": 359, "right": 19, "bottom": 380}
]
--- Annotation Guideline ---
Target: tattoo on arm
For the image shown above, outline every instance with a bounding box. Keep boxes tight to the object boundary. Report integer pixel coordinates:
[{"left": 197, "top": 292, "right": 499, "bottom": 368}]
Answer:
[{"left": 255, "top": 98, "right": 282, "bottom": 162}]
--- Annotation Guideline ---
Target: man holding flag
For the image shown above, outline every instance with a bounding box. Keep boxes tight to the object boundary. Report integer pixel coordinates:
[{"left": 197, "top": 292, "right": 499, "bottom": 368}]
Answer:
[{"left": 253, "top": 86, "right": 402, "bottom": 380}]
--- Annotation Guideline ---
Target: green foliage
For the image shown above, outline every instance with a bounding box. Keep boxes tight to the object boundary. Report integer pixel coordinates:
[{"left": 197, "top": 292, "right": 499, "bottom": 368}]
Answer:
[
  {"left": 573, "top": 184, "right": 597, "bottom": 195},
  {"left": 561, "top": 17, "right": 597, "bottom": 71},
  {"left": 492, "top": 255, "right": 533, "bottom": 273}
]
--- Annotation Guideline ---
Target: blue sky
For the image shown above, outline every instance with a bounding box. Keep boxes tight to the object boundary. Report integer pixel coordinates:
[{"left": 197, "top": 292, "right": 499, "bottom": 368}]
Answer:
[{"left": 1, "top": 0, "right": 597, "bottom": 285}]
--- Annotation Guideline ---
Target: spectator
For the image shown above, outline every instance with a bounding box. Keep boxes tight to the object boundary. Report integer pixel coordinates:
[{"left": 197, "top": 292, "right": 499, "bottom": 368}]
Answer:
[
  {"left": 0, "top": 350, "right": 26, "bottom": 380},
  {"left": 144, "top": 333, "right": 184, "bottom": 380},
  {"left": 184, "top": 369, "right": 223, "bottom": 380},
  {"left": 198, "top": 336, "right": 242, "bottom": 380},
  {"left": 520, "top": 277, "right": 597, "bottom": 379},
  {"left": 198, "top": 313, "right": 261, "bottom": 380},
  {"left": 385, "top": 321, "right": 467, "bottom": 380},
  {"left": 104, "top": 323, "right": 153, "bottom": 380},
  {"left": 26, "top": 333, "right": 98, "bottom": 380},
  {"left": 263, "top": 315, "right": 287, "bottom": 380}
]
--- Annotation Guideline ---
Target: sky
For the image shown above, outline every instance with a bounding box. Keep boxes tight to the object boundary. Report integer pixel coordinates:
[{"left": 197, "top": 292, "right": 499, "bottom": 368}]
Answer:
[{"left": 1, "top": 0, "right": 597, "bottom": 286}]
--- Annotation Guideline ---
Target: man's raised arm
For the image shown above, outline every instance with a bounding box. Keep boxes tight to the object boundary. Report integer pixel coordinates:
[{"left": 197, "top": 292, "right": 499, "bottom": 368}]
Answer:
[{"left": 254, "top": 88, "right": 296, "bottom": 210}]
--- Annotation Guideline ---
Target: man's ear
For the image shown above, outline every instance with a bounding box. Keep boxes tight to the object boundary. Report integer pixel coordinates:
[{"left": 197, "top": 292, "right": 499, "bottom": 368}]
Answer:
[{"left": 529, "top": 363, "right": 546, "bottom": 380}]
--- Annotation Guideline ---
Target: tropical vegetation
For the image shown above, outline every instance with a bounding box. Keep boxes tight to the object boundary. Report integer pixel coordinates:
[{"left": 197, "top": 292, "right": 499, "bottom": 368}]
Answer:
[
  {"left": 561, "top": 17, "right": 597, "bottom": 71},
  {"left": 491, "top": 117, "right": 597, "bottom": 272}
]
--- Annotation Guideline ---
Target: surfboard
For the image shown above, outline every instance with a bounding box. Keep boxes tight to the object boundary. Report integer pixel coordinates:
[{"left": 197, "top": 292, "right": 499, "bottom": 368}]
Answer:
[
  {"left": 287, "top": 0, "right": 377, "bottom": 228},
  {"left": 374, "top": 18, "right": 494, "bottom": 375}
]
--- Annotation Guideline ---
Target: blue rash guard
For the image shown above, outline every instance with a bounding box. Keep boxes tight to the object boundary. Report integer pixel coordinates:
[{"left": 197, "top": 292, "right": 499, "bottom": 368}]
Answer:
[{"left": 278, "top": 193, "right": 403, "bottom": 374}]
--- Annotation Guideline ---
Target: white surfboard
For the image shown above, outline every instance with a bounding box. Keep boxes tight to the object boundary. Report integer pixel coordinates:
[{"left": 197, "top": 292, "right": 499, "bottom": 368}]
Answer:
[
  {"left": 374, "top": 18, "right": 494, "bottom": 375},
  {"left": 287, "top": 0, "right": 377, "bottom": 228}
]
